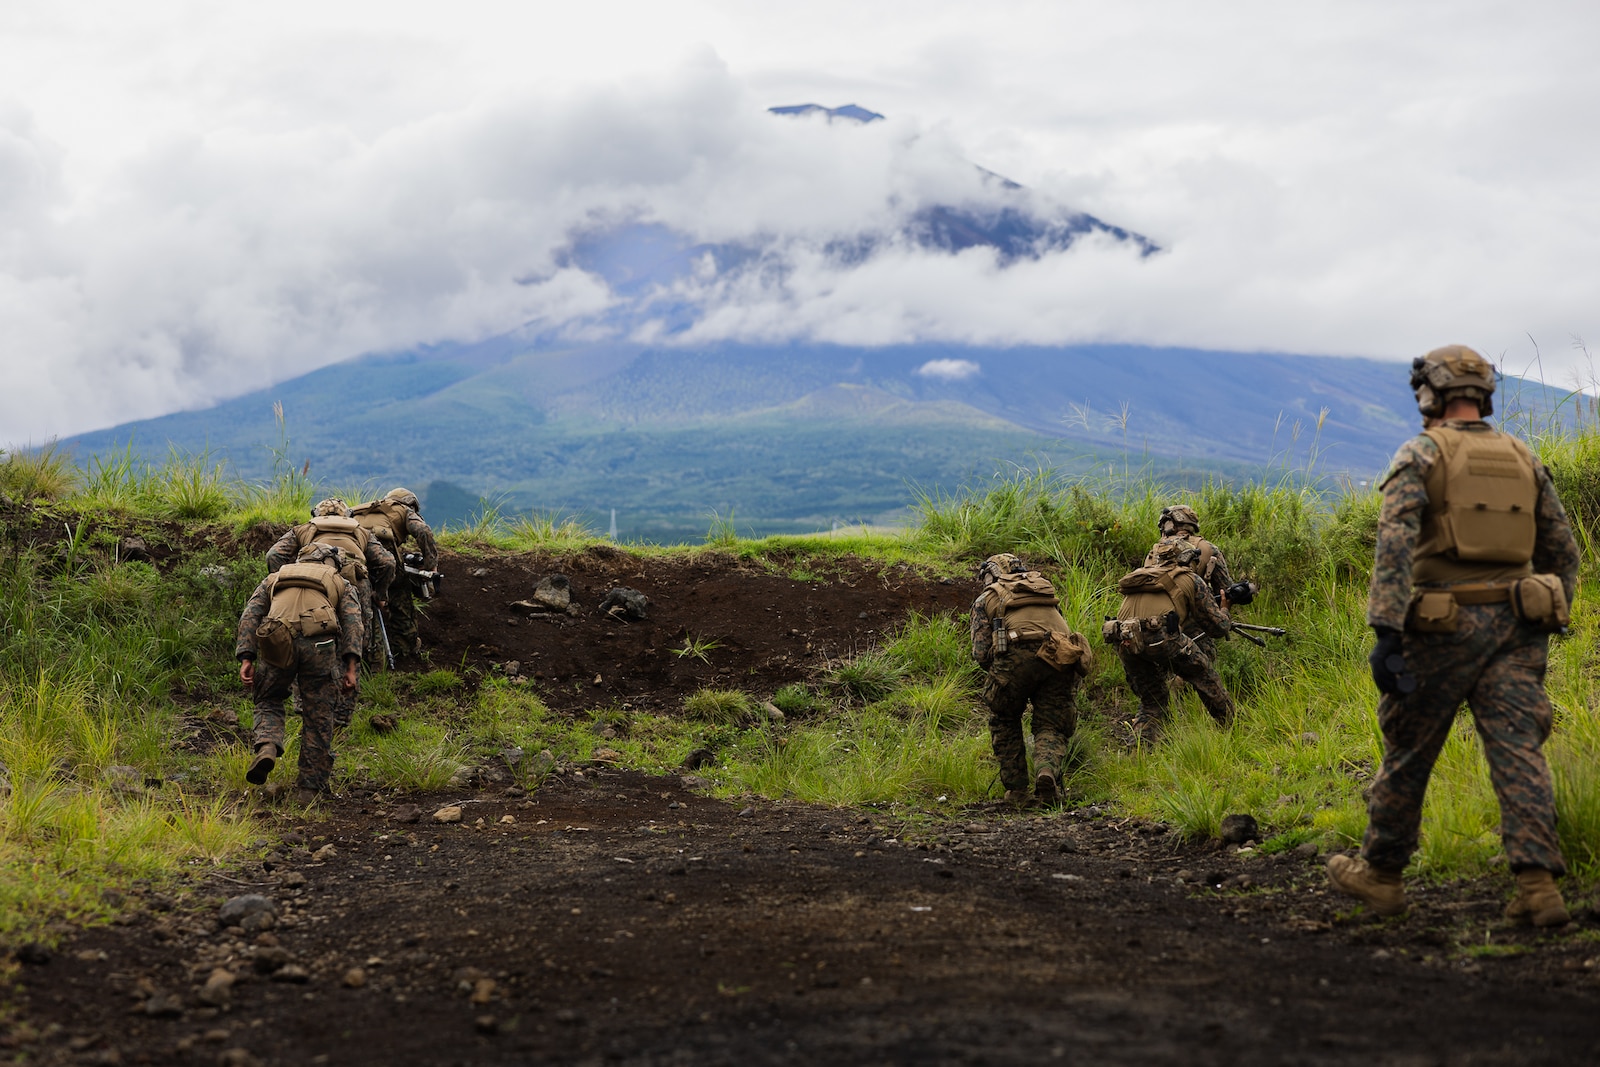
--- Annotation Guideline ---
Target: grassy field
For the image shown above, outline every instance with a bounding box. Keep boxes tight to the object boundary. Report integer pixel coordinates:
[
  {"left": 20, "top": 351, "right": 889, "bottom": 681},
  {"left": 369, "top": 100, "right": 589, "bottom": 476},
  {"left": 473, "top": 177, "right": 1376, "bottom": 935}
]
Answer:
[{"left": 2, "top": 425, "right": 1599, "bottom": 943}]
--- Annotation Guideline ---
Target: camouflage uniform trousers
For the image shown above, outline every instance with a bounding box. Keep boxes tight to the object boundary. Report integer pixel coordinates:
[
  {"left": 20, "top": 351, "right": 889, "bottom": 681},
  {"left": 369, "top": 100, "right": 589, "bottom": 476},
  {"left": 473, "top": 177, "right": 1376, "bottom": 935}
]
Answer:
[
  {"left": 386, "top": 571, "right": 424, "bottom": 658},
  {"left": 1362, "top": 603, "right": 1566, "bottom": 875},
  {"left": 983, "top": 645, "right": 1080, "bottom": 791},
  {"left": 1119, "top": 635, "right": 1235, "bottom": 730},
  {"left": 253, "top": 634, "right": 342, "bottom": 793}
]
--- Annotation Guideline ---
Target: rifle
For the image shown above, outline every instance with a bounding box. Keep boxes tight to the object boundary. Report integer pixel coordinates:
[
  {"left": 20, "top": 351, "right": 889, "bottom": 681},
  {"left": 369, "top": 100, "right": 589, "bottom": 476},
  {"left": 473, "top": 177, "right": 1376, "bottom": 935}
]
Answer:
[
  {"left": 1234, "top": 622, "right": 1288, "bottom": 637},
  {"left": 402, "top": 552, "right": 445, "bottom": 600},
  {"left": 1222, "top": 581, "right": 1290, "bottom": 646},
  {"left": 375, "top": 607, "right": 395, "bottom": 670}
]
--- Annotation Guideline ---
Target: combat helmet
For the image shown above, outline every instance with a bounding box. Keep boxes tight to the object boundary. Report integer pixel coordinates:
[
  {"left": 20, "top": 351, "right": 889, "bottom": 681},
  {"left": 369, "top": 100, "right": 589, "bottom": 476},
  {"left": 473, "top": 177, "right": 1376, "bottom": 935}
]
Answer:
[
  {"left": 978, "top": 553, "right": 1027, "bottom": 584},
  {"left": 311, "top": 497, "right": 351, "bottom": 518},
  {"left": 384, "top": 487, "right": 421, "bottom": 512},
  {"left": 296, "top": 543, "right": 344, "bottom": 570},
  {"left": 1158, "top": 504, "right": 1200, "bottom": 536},
  {"left": 1410, "top": 345, "right": 1496, "bottom": 418},
  {"left": 1149, "top": 538, "right": 1202, "bottom": 570}
]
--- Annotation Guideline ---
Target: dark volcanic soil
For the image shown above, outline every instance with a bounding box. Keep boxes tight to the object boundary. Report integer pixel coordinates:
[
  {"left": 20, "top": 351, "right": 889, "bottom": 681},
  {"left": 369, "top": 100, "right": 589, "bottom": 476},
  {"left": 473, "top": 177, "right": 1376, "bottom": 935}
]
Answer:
[
  {"left": 14, "top": 776, "right": 1600, "bottom": 1066},
  {"left": 417, "top": 548, "right": 973, "bottom": 712},
  {"left": 8, "top": 544, "right": 1600, "bottom": 1064}
]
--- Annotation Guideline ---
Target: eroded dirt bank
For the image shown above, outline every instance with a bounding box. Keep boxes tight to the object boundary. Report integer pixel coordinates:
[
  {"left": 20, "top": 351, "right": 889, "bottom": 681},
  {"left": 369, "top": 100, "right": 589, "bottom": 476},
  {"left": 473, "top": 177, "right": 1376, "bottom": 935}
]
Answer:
[{"left": 15, "top": 773, "right": 1600, "bottom": 1066}]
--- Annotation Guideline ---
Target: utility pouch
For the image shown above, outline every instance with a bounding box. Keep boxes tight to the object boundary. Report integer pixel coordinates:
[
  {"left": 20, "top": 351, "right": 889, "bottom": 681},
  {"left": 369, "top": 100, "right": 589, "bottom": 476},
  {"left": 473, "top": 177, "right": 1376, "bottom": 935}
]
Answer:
[
  {"left": 255, "top": 618, "right": 295, "bottom": 668},
  {"left": 1408, "top": 590, "right": 1460, "bottom": 634},
  {"left": 1510, "top": 574, "right": 1570, "bottom": 632},
  {"left": 299, "top": 603, "right": 339, "bottom": 638},
  {"left": 1037, "top": 631, "right": 1093, "bottom": 675}
]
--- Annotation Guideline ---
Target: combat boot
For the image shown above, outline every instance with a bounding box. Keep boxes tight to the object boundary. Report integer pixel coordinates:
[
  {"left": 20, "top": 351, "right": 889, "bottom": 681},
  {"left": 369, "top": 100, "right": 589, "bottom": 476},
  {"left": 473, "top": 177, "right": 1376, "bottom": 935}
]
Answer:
[
  {"left": 1034, "top": 769, "right": 1059, "bottom": 806},
  {"left": 1003, "top": 789, "right": 1029, "bottom": 807},
  {"left": 245, "top": 744, "right": 276, "bottom": 786},
  {"left": 1505, "top": 868, "right": 1570, "bottom": 927},
  {"left": 1326, "top": 854, "right": 1407, "bottom": 917},
  {"left": 293, "top": 788, "right": 321, "bottom": 807}
]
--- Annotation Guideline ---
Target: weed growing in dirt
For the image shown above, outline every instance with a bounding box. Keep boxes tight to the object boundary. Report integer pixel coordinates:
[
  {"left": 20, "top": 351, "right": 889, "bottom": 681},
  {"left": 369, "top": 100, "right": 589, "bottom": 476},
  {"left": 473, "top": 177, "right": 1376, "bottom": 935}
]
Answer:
[
  {"left": 684, "top": 689, "right": 755, "bottom": 725},
  {"left": 672, "top": 636, "right": 721, "bottom": 664}
]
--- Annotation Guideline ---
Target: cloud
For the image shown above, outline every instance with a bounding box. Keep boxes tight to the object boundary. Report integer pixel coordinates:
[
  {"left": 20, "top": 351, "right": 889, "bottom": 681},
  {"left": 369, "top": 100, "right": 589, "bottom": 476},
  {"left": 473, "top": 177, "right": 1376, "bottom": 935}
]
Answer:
[
  {"left": 915, "top": 358, "right": 981, "bottom": 382},
  {"left": 1, "top": 1, "right": 1599, "bottom": 441}
]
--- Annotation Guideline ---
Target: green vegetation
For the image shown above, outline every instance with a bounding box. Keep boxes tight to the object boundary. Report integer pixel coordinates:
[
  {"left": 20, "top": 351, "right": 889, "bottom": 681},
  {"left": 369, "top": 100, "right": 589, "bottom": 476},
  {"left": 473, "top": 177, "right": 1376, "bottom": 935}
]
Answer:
[{"left": 4, "top": 416, "right": 1600, "bottom": 943}]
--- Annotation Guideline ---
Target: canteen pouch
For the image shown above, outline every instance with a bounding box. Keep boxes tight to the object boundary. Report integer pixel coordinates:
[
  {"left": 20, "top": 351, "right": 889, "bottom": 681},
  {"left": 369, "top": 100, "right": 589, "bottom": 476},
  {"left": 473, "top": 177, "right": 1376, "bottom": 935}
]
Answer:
[
  {"left": 254, "top": 617, "right": 295, "bottom": 668},
  {"left": 1038, "top": 631, "right": 1093, "bottom": 675},
  {"left": 1408, "top": 590, "right": 1460, "bottom": 634},
  {"left": 299, "top": 603, "right": 340, "bottom": 638},
  {"left": 1511, "top": 574, "right": 1570, "bottom": 632}
]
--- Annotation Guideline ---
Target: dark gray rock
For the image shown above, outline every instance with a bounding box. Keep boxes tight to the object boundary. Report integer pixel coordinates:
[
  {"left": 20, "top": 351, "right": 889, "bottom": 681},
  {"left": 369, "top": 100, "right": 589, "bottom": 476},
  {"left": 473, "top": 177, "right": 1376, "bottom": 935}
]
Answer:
[
  {"left": 218, "top": 894, "right": 277, "bottom": 927},
  {"left": 599, "top": 587, "right": 650, "bottom": 621},
  {"left": 1218, "top": 814, "right": 1259, "bottom": 845}
]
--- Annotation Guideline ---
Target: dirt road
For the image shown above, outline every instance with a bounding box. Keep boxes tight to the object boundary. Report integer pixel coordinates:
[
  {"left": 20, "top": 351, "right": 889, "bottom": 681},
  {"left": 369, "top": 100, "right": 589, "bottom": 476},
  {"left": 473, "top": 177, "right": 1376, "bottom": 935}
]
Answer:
[{"left": 15, "top": 771, "right": 1599, "bottom": 1065}]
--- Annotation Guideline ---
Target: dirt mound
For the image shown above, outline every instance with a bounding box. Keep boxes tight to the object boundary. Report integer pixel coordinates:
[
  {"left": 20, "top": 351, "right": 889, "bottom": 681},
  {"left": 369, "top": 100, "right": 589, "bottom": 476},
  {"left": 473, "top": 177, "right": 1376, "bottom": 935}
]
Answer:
[
  {"left": 15, "top": 776, "right": 1600, "bottom": 1065},
  {"left": 417, "top": 548, "right": 971, "bottom": 711}
]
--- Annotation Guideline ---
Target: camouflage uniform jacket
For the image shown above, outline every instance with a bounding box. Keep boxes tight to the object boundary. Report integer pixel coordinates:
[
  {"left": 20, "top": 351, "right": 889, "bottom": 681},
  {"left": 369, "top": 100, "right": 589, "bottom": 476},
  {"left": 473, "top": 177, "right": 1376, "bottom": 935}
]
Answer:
[
  {"left": 264, "top": 524, "right": 397, "bottom": 601},
  {"left": 1170, "top": 572, "right": 1235, "bottom": 639},
  {"left": 234, "top": 573, "right": 365, "bottom": 663},
  {"left": 399, "top": 509, "right": 439, "bottom": 571},
  {"left": 1144, "top": 532, "right": 1231, "bottom": 599},
  {"left": 1367, "top": 419, "right": 1580, "bottom": 631}
]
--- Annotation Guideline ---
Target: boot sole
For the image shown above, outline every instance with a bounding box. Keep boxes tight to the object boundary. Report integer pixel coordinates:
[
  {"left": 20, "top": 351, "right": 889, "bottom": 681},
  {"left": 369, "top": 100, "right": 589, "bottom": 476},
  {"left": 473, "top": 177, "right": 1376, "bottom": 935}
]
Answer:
[{"left": 245, "top": 755, "right": 275, "bottom": 786}]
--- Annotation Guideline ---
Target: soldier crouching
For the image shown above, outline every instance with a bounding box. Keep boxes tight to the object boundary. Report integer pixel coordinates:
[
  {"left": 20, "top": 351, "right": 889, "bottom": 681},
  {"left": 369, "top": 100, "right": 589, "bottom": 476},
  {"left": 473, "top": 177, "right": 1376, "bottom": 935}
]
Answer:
[
  {"left": 971, "top": 554, "right": 1093, "bottom": 805},
  {"left": 235, "top": 544, "right": 364, "bottom": 804},
  {"left": 1328, "top": 345, "right": 1578, "bottom": 926}
]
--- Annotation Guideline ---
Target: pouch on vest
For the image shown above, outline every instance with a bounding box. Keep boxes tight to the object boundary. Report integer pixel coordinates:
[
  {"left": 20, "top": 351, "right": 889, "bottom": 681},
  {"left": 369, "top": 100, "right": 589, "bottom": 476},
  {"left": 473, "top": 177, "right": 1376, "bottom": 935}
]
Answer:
[
  {"left": 1408, "top": 590, "right": 1460, "bottom": 634},
  {"left": 1511, "top": 574, "right": 1570, "bottom": 632},
  {"left": 1102, "top": 618, "right": 1145, "bottom": 655},
  {"left": 1037, "top": 631, "right": 1093, "bottom": 675},
  {"left": 298, "top": 602, "right": 340, "bottom": 638},
  {"left": 1420, "top": 428, "right": 1538, "bottom": 564},
  {"left": 254, "top": 617, "right": 295, "bottom": 669}
]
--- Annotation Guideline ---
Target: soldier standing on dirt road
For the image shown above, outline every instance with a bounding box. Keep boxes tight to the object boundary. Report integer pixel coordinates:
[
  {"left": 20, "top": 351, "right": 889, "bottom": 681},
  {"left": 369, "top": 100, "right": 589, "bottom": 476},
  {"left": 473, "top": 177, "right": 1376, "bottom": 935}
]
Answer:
[
  {"left": 1328, "top": 345, "right": 1580, "bottom": 926},
  {"left": 235, "top": 544, "right": 364, "bottom": 804},
  {"left": 1103, "top": 539, "right": 1237, "bottom": 743},
  {"left": 351, "top": 488, "right": 438, "bottom": 663},
  {"left": 265, "top": 497, "right": 394, "bottom": 728},
  {"left": 970, "top": 554, "right": 1093, "bottom": 806}
]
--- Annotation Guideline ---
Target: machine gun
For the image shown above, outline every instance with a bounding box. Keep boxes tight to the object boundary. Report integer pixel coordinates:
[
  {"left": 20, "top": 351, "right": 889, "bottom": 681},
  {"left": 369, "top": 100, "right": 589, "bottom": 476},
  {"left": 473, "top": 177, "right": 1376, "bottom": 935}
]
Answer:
[
  {"left": 403, "top": 552, "right": 445, "bottom": 600},
  {"left": 1221, "top": 581, "right": 1290, "bottom": 647}
]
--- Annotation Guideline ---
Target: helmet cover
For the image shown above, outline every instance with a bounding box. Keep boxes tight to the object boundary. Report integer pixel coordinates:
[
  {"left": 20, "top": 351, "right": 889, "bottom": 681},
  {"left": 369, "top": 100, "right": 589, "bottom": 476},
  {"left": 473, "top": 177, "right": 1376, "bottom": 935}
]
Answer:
[
  {"left": 1410, "top": 345, "right": 1496, "bottom": 418},
  {"left": 384, "top": 487, "right": 421, "bottom": 511},
  {"left": 1158, "top": 504, "right": 1200, "bottom": 534},
  {"left": 978, "top": 553, "right": 1027, "bottom": 584},
  {"left": 312, "top": 497, "right": 351, "bottom": 518}
]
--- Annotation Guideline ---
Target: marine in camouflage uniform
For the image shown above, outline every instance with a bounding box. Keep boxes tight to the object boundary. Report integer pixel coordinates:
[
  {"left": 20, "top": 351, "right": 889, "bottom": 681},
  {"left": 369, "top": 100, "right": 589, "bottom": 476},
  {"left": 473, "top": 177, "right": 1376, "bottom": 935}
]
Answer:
[
  {"left": 235, "top": 544, "right": 364, "bottom": 800},
  {"left": 1109, "top": 540, "right": 1236, "bottom": 742},
  {"left": 265, "top": 498, "right": 395, "bottom": 728},
  {"left": 1144, "top": 504, "right": 1232, "bottom": 660},
  {"left": 361, "top": 488, "right": 438, "bottom": 661},
  {"left": 1329, "top": 345, "right": 1579, "bottom": 926},
  {"left": 970, "top": 553, "right": 1089, "bottom": 805}
]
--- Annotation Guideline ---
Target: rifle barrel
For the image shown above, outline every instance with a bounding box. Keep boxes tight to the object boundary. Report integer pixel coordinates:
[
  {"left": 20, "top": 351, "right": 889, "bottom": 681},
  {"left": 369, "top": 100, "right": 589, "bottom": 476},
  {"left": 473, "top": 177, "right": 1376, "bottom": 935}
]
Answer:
[{"left": 1233, "top": 622, "right": 1288, "bottom": 636}]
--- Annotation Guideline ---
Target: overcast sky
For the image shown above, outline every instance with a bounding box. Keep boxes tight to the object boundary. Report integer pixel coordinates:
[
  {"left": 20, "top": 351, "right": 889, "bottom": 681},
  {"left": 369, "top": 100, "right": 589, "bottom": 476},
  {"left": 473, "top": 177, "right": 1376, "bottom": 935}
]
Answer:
[{"left": 3, "top": 0, "right": 1598, "bottom": 441}]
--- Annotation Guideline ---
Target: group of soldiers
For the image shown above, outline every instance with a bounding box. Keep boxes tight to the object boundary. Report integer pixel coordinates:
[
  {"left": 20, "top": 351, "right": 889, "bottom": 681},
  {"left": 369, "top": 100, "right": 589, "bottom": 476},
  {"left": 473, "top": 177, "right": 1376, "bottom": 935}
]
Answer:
[
  {"left": 972, "top": 345, "right": 1579, "bottom": 928},
  {"left": 233, "top": 488, "right": 438, "bottom": 804}
]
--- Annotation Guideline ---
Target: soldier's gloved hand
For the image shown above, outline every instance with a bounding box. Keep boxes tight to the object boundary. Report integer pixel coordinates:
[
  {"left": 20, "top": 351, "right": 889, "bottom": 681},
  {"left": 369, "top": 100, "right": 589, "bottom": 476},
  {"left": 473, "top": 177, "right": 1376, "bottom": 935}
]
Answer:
[{"left": 1368, "top": 627, "right": 1411, "bottom": 696}]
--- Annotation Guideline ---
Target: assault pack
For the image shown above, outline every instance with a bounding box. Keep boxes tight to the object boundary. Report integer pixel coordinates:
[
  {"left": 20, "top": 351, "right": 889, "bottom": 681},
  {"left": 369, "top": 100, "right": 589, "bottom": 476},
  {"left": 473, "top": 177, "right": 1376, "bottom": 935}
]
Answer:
[
  {"left": 255, "top": 563, "right": 347, "bottom": 667},
  {"left": 350, "top": 499, "right": 410, "bottom": 550},
  {"left": 977, "top": 571, "right": 1091, "bottom": 674},
  {"left": 1103, "top": 564, "right": 1197, "bottom": 652},
  {"left": 294, "top": 516, "right": 372, "bottom": 582}
]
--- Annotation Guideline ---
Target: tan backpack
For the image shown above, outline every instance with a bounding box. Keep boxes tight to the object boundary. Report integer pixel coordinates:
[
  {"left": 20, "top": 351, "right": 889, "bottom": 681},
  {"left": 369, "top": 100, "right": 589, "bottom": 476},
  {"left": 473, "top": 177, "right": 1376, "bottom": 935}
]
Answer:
[
  {"left": 293, "top": 517, "right": 371, "bottom": 582},
  {"left": 979, "top": 571, "right": 1070, "bottom": 641},
  {"left": 1115, "top": 565, "right": 1193, "bottom": 627},
  {"left": 350, "top": 499, "right": 409, "bottom": 549},
  {"left": 254, "top": 563, "right": 346, "bottom": 668}
]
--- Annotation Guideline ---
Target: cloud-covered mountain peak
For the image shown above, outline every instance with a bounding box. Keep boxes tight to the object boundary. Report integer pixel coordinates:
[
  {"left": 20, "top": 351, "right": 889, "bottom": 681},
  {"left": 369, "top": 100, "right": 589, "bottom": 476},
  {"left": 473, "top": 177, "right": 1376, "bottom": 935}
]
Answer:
[{"left": 768, "top": 103, "right": 885, "bottom": 123}]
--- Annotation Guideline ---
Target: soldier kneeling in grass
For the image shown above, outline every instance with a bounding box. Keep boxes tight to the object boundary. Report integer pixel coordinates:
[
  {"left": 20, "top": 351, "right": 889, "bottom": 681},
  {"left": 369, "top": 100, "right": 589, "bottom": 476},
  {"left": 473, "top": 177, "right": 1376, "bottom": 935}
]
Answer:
[{"left": 235, "top": 544, "right": 364, "bottom": 804}]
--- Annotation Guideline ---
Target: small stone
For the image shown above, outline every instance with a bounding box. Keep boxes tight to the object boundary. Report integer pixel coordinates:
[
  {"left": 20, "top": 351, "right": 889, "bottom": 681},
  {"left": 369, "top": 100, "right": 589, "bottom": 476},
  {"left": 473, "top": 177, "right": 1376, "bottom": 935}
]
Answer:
[
  {"left": 218, "top": 895, "right": 278, "bottom": 927},
  {"left": 369, "top": 714, "right": 399, "bottom": 735},
  {"left": 342, "top": 968, "right": 366, "bottom": 989},
  {"left": 239, "top": 911, "right": 276, "bottom": 935},
  {"left": 681, "top": 748, "right": 715, "bottom": 771},
  {"left": 270, "top": 964, "right": 310, "bottom": 983},
  {"left": 499, "top": 815, "right": 516, "bottom": 825},
  {"left": 592, "top": 747, "right": 622, "bottom": 763},
  {"left": 218, "top": 1050, "right": 262, "bottom": 1067},
  {"left": 203, "top": 1029, "right": 231, "bottom": 1043},
  {"left": 433, "top": 806, "right": 463, "bottom": 825},
  {"left": 198, "top": 968, "right": 236, "bottom": 1006},
  {"left": 761, "top": 702, "right": 785, "bottom": 724},
  {"left": 1176, "top": 869, "right": 1195, "bottom": 883},
  {"left": 279, "top": 871, "right": 308, "bottom": 889},
  {"left": 1292, "top": 841, "right": 1320, "bottom": 860},
  {"left": 475, "top": 1015, "right": 499, "bottom": 1035},
  {"left": 1300, "top": 731, "right": 1319, "bottom": 745},
  {"left": 500, "top": 745, "right": 524, "bottom": 767},
  {"left": 254, "top": 932, "right": 280, "bottom": 947},
  {"left": 1218, "top": 814, "right": 1259, "bottom": 845},
  {"left": 446, "top": 767, "right": 477, "bottom": 789},
  {"left": 15, "top": 942, "right": 50, "bottom": 965},
  {"left": 737, "top": 807, "right": 755, "bottom": 818},
  {"left": 143, "top": 993, "right": 183, "bottom": 1017},
  {"left": 391, "top": 804, "right": 421, "bottom": 824},
  {"left": 554, "top": 1008, "right": 582, "bottom": 1026},
  {"left": 312, "top": 844, "right": 337, "bottom": 862},
  {"left": 532, "top": 574, "right": 572, "bottom": 611},
  {"left": 252, "top": 946, "right": 293, "bottom": 974},
  {"left": 470, "top": 978, "right": 497, "bottom": 1005},
  {"left": 281, "top": 832, "right": 307, "bottom": 846}
]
